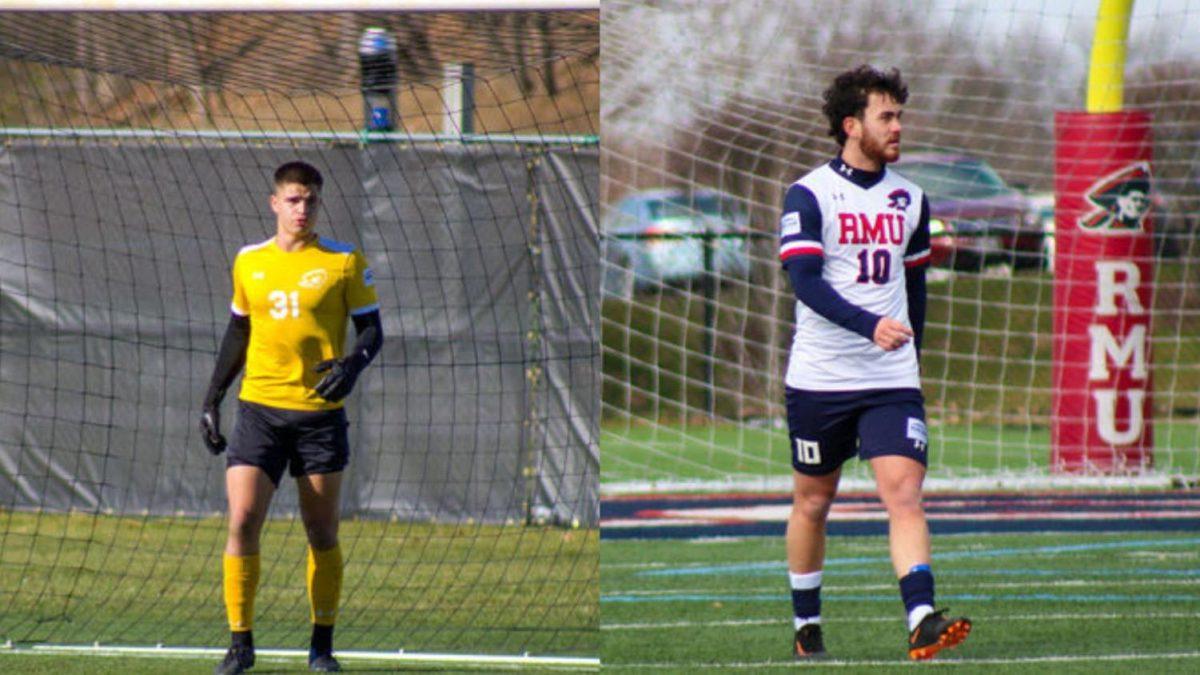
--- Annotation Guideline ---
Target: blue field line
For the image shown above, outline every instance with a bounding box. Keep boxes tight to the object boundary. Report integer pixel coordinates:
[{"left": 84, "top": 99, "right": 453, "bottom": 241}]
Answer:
[
  {"left": 636, "top": 537, "right": 1200, "bottom": 577},
  {"left": 601, "top": 592, "right": 1200, "bottom": 604},
  {"left": 673, "top": 566, "right": 1200, "bottom": 578}
]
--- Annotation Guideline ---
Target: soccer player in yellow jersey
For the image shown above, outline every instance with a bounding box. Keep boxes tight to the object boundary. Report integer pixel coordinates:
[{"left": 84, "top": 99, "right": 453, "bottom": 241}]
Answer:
[{"left": 199, "top": 161, "right": 382, "bottom": 674}]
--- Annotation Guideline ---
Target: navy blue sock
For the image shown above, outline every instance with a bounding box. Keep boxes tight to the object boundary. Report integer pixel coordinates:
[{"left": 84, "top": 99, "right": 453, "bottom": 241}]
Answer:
[
  {"left": 899, "top": 564, "right": 935, "bottom": 615},
  {"left": 791, "top": 586, "right": 821, "bottom": 620},
  {"left": 790, "top": 570, "right": 822, "bottom": 622}
]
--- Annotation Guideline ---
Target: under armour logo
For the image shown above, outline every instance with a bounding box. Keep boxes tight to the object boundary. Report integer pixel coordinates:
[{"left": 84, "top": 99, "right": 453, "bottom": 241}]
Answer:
[{"left": 839, "top": 164, "right": 854, "bottom": 176}]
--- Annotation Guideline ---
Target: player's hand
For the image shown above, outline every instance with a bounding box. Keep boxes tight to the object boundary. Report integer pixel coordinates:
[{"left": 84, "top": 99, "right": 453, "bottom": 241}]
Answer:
[
  {"left": 314, "top": 356, "right": 364, "bottom": 403},
  {"left": 199, "top": 407, "right": 227, "bottom": 455},
  {"left": 873, "top": 317, "right": 914, "bottom": 352}
]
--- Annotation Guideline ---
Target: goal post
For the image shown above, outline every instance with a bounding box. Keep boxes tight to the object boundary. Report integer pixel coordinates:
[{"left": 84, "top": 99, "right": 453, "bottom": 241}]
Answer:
[
  {"left": 0, "top": 5, "right": 598, "bottom": 666},
  {"left": 600, "top": 0, "right": 1200, "bottom": 494},
  {"left": 1052, "top": 0, "right": 1153, "bottom": 473}
]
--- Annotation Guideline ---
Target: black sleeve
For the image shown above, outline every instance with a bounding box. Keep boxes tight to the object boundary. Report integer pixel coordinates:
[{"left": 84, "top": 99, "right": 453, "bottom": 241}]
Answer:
[
  {"left": 203, "top": 314, "right": 250, "bottom": 409},
  {"left": 785, "top": 257, "right": 881, "bottom": 342},
  {"left": 348, "top": 310, "right": 383, "bottom": 366},
  {"left": 779, "top": 182, "right": 881, "bottom": 342},
  {"left": 904, "top": 194, "right": 931, "bottom": 355},
  {"left": 905, "top": 266, "right": 926, "bottom": 356}
]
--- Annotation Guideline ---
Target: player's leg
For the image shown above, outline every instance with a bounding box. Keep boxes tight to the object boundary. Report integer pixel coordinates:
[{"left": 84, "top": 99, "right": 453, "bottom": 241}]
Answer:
[
  {"left": 216, "top": 468, "right": 276, "bottom": 674},
  {"left": 297, "top": 471, "right": 343, "bottom": 672},
  {"left": 860, "top": 392, "right": 970, "bottom": 660},
  {"left": 226, "top": 465, "right": 278, "bottom": 557},
  {"left": 869, "top": 455, "right": 930, "bottom": 579},
  {"left": 787, "top": 468, "right": 840, "bottom": 659},
  {"left": 785, "top": 388, "right": 855, "bottom": 659},
  {"left": 218, "top": 403, "right": 289, "bottom": 675},
  {"left": 293, "top": 407, "right": 350, "bottom": 672}
]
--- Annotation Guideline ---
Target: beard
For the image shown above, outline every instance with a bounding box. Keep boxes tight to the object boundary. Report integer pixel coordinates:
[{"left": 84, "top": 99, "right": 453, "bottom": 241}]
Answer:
[{"left": 860, "top": 130, "right": 900, "bottom": 166}]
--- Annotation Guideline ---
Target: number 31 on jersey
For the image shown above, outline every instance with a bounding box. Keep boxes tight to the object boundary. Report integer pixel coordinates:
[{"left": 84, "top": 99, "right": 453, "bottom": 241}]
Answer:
[{"left": 268, "top": 290, "right": 300, "bottom": 319}]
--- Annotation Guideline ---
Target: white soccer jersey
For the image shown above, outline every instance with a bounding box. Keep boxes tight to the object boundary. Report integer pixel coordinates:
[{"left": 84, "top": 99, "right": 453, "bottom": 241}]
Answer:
[{"left": 779, "top": 158, "right": 930, "bottom": 391}]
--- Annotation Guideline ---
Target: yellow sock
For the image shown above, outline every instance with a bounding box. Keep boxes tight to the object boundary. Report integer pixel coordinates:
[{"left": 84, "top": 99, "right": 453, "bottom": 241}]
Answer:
[
  {"left": 307, "top": 544, "right": 343, "bottom": 626},
  {"left": 222, "top": 553, "right": 260, "bottom": 633}
]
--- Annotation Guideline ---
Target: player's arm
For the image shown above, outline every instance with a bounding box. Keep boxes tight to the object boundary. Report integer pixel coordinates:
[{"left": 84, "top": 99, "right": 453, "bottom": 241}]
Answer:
[
  {"left": 902, "top": 194, "right": 932, "bottom": 356},
  {"left": 314, "top": 310, "right": 383, "bottom": 403},
  {"left": 779, "top": 183, "right": 888, "bottom": 344},
  {"left": 315, "top": 248, "right": 383, "bottom": 403},
  {"left": 199, "top": 313, "right": 250, "bottom": 454}
]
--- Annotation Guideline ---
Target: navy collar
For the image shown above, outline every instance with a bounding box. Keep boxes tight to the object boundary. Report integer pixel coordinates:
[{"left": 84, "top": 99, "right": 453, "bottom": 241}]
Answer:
[{"left": 829, "top": 156, "right": 886, "bottom": 189}]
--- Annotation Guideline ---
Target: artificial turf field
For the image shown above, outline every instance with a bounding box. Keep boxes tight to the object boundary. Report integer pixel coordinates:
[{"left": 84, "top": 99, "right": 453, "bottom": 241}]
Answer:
[{"left": 601, "top": 531, "right": 1200, "bottom": 673}]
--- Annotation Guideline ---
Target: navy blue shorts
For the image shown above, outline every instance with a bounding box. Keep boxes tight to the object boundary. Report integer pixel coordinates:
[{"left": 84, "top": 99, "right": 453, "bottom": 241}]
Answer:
[
  {"left": 785, "top": 387, "right": 928, "bottom": 475},
  {"left": 227, "top": 400, "right": 350, "bottom": 486}
]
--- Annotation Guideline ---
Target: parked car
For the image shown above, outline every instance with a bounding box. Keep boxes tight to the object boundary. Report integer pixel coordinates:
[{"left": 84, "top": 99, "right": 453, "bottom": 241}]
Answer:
[
  {"left": 893, "top": 152, "right": 1040, "bottom": 270},
  {"left": 1026, "top": 191, "right": 1056, "bottom": 272},
  {"left": 601, "top": 188, "right": 751, "bottom": 296}
]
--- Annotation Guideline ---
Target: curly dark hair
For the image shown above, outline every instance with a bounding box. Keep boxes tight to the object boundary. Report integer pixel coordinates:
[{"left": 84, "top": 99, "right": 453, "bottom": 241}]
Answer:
[
  {"left": 273, "top": 160, "right": 324, "bottom": 190},
  {"left": 821, "top": 65, "right": 909, "bottom": 146}
]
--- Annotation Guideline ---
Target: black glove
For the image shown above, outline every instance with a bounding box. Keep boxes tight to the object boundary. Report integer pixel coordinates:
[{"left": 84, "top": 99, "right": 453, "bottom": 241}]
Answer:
[
  {"left": 200, "top": 406, "right": 227, "bottom": 455},
  {"left": 314, "top": 354, "right": 365, "bottom": 403}
]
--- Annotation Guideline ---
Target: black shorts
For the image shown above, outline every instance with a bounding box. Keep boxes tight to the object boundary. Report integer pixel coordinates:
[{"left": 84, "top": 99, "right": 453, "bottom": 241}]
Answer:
[
  {"left": 785, "top": 387, "right": 927, "bottom": 475},
  {"left": 227, "top": 400, "right": 350, "bottom": 486}
]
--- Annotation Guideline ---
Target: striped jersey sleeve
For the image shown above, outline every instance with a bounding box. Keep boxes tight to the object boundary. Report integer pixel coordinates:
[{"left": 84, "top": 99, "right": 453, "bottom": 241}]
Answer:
[
  {"left": 902, "top": 193, "right": 932, "bottom": 268},
  {"left": 779, "top": 183, "right": 824, "bottom": 263}
]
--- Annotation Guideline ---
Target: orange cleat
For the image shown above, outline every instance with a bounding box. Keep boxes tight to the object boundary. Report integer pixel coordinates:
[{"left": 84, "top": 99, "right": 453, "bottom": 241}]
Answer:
[{"left": 907, "top": 609, "right": 971, "bottom": 660}]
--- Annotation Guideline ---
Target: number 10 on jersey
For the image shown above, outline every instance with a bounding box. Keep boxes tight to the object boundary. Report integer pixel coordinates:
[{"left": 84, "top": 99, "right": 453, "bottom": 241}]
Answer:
[{"left": 856, "top": 249, "right": 891, "bottom": 285}]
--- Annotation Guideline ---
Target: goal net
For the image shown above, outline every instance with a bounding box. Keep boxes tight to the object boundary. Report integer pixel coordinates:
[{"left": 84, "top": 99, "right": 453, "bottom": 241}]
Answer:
[
  {"left": 0, "top": 7, "right": 598, "bottom": 664},
  {"left": 601, "top": 0, "right": 1200, "bottom": 494}
]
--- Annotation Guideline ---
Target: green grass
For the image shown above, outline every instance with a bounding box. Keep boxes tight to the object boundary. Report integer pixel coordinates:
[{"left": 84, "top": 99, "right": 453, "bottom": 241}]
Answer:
[
  {"left": 0, "top": 511, "right": 597, "bottom": 659},
  {"left": 0, "top": 654, "right": 220, "bottom": 674},
  {"left": 601, "top": 420, "right": 1200, "bottom": 484},
  {"left": 601, "top": 531, "right": 1200, "bottom": 672},
  {"left": 0, "top": 652, "right": 591, "bottom": 673}
]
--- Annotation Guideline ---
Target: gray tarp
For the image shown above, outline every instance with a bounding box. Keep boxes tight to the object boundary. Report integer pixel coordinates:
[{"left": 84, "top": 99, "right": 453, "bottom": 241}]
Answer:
[{"left": 0, "top": 140, "right": 599, "bottom": 526}]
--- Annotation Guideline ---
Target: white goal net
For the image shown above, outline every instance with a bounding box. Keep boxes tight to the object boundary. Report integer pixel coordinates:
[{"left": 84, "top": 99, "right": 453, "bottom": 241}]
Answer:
[{"left": 600, "top": 0, "right": 1200, "bottom": 493}]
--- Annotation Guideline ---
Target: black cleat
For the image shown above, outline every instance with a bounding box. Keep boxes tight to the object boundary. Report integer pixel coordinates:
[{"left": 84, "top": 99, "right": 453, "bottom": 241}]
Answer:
[
  {"left": 214, "top": 645, "right": 255, "bottom": 675},
  {"left": 908, "top": 608, "right": 971, "bottom": 660},
  {"left": 792, "top": 623, "right": 827, "bottom": 659},
  {"left": 309, "top": 653, "right": 342, "bottom": 672}
]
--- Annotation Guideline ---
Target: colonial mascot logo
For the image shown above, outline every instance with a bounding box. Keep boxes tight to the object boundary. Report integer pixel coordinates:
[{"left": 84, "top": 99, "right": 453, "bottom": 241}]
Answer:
[
  {"left": 1078, "top": 162, "right": 1152, "bottom": 232},
  {"left": 887, "top": 188, "right": 911, "bottom": 211}
]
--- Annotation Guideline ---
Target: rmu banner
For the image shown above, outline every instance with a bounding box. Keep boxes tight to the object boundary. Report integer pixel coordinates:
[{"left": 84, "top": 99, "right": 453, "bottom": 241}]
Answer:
[{"left": 1052, "top": 110, "right": 1154, "bottom": 473}]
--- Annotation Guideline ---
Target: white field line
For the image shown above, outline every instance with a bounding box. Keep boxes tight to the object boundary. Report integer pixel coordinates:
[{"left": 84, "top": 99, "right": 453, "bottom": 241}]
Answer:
[
  {"left": 605, "top": 577, "right": 1200, "bottom": 595},
  {"left": 615, "top": 651, "right": 1200, "bottom": 669},
  {"left": 603, "top": 473, "right": 1180, "bottom": 495},
  {"left": 1, "top": 645, "right": 598, "bottom": 670},
  {"left": 602, "top": 611, "right": 1200, "bottom": 631},
  {"left": 602, "top": 508, "right": 1200, "bottom": 528}
]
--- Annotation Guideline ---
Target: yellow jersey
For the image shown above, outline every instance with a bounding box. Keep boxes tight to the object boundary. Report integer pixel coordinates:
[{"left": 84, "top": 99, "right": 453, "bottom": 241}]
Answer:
[{"left": 230, "top": 236, "right": 379, "bottom": 411}]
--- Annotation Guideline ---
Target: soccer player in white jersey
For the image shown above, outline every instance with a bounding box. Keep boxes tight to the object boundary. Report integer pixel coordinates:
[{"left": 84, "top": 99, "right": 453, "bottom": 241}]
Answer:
[{"left": 779, "top": 66, "right": 971, "bottom": 660}]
